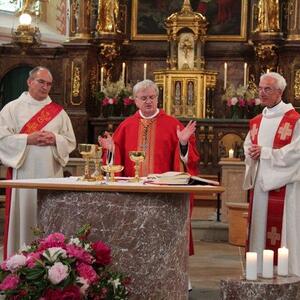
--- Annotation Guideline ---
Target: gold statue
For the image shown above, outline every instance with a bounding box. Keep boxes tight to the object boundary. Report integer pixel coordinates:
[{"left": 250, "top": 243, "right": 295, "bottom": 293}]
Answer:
[
  {"left": 256, "top": 0, "right": 280, "bottom": 32},
  {"left": 96, "top": 0, "right": 119, "bottom": 33}
]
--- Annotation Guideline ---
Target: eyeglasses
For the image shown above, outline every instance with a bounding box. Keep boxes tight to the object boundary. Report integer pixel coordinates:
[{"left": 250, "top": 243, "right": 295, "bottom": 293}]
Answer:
[
  {"left": 136, "top": 95, "right": 157, "bottom": 102},
  {"left": 34, "top": 78, "right": 53, "bottom": 87},
  {"left": 258, "top": 87, "right": 279, "bottom": 94}
]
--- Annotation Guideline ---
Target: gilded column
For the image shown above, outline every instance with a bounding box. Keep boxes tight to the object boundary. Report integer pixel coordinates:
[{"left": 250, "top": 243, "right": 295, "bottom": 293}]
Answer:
[{"left": 287, "top": 0, "right": 300, "bottom": 40}]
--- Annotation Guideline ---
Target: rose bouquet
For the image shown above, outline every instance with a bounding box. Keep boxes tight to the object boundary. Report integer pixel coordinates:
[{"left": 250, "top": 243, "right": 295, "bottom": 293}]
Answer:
[{"left": 0, "top": 225, "right": 131, "bottom": 299}]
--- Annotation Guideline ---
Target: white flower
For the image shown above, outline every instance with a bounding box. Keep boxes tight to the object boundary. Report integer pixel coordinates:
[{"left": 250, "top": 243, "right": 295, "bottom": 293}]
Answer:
[
  {"left": 254, "top": 98, "right": 261, "bottom": 105},
  {"left": 48, "top": 262, "right": 69, "bottom": 285},
  {"left": 19, "top": 243, "right": 32, "bottom": 253},
  {"left": 42, "top": 247, "right": 67, "bottom": 262},
  {"left": 77, "top": 277, "right": 90, "bottom": 295},
  {"left": 84, "top": 243, "right": 92, "bottom": 252},
  {"left": 109, "top": 278, "right": 121, "bottom": 291},
  {"left": 231, "top": 97, "right": 238, "bottom": 105},
  {"left": 6, "top": 254, "right": 27, "bottom": 271},
  {"left": 108, "top": 98, "right": 114, "bottom": 105},
  {"left": 69, "top": 237, "right": 81, "bottom": 246}
]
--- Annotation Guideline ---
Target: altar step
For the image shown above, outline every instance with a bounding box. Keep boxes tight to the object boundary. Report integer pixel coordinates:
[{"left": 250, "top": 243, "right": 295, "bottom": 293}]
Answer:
[{"left": 192, "top": 220, "right": 228, "bottom": 242}]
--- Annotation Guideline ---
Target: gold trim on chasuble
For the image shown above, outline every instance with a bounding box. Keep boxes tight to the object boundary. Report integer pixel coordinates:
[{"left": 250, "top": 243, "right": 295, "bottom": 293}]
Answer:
[{"left": 137, "top": 118, "right": 157, "bottom": 176}]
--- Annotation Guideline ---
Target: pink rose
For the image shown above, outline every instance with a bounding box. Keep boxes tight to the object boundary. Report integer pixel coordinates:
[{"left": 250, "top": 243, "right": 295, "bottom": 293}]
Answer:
[
  {"left": 0, "top": 274, "right": 20, "bottom": 291},
  {"left": 76, "top": 262, "right": 99, "bottom": 284},
  {"left": 6, "top": 254, "right": 27, "bottom": 271},
  {"left": 48, "top": 262, "right": 69, "bottom": 285},
  {"left": 26, "top": 251, "right": 42, "bottom": 268},
  {"left": 66, "top": 244, "right": 94, "bottom": 264},
  {"left": 38, "top": 232, "right": 66, "bottom": 251},
  {"left": 91, "top": 241, "right": 112, "bottom": 265}
]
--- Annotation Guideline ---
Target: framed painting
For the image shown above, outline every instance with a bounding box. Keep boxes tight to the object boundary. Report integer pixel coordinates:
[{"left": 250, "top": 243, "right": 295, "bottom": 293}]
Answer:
[{"left": 131, "top": 0, "right": 248, "bottom": 41}]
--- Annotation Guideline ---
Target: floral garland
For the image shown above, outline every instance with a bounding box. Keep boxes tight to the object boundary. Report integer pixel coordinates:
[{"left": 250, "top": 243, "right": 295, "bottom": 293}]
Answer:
[{"left": 0, "top": 225, "right": 131, "bottom": 299}]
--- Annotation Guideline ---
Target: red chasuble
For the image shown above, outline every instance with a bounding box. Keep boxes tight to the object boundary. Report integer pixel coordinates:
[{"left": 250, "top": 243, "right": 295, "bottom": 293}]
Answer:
[
  {"left": 4, "top": 102, "right": 63, "bottom": 259},
  {"left": 247, "top": 109, "right": 300, "bottom": 263},
  {"left": 112, "top": 109, "right": 200, "bottom": 255}
]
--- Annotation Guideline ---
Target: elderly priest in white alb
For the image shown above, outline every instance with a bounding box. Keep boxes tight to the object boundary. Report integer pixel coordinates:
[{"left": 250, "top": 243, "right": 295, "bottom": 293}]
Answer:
[
  {"left": 0, "top": 66, "right": 76, "bottom": 259},
  {"left": 243, "top": 72, "right": 300, "bottom": 276}
]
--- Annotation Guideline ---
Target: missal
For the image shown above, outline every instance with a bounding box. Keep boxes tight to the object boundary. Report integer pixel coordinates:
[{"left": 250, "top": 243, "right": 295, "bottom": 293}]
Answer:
[{"left": 146, "top": 172, "right": 219, "bottom": 186}]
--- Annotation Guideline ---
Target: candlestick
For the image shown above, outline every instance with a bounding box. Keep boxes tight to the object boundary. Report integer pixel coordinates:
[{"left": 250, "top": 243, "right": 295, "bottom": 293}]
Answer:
[
  {"left": 144, "top": 63, "right": 147, "bottom": 80},
  {"left": 262, "top": 249, "right": 274, "bottom": 278},
  {"left": 122, "top": 62, "right": 126, "bottom": 86},
  {"left": 243, "top": 62, "right": 247, "bottom": 87},
  {"left": 224, "top": 62, "right": 227, "bottom": 90},
  {"left": 246, "top": 252, "right": 257, "bottom": 280},
  {"left": 278, "top": 247, "right": 289, "bottom": 276},
  {"left": 228, "top": 149, "right": 234, "bottom": 158},
  {"left": 100, "top": 67, "right": 104, "bottom": 92}
]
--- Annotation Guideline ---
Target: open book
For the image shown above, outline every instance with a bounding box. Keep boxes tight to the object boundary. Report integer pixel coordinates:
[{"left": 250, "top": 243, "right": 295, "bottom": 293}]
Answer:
[{"left": 146, "top": 172, "right": 219, "bottom": 186}]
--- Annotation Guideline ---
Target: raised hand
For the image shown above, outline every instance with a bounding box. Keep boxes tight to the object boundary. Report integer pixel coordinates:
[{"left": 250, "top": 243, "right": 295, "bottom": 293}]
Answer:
[
  {"left": 176, "top": 120, "right": 197, "bottom": 145},
  {"left": 98, "top": 131, "right": 114, "bottom": 152}
]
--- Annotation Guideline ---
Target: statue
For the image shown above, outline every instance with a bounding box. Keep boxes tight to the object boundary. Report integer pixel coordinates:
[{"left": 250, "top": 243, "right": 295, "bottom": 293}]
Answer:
[
  {"left": 256, "top": 0, "right": 280, "bottom": 32},
  {"left": 96, "top": 0, "right": 119, "bottom": 33}
]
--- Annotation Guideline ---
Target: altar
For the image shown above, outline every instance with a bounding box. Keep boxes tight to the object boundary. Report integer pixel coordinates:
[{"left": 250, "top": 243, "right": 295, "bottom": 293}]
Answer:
[{"left": 0, "top": 177, "right": 224, "bottom": 300}]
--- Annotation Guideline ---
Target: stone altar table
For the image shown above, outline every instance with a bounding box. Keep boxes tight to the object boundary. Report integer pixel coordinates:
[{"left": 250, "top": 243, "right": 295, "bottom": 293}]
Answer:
[{"left": 0, "top": 177, "right": 224, "bottom": 300}]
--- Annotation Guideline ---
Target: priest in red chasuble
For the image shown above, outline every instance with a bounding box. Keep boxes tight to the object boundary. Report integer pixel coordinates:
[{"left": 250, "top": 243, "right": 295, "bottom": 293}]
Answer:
[
  {"left": 244, "top": 72, "right": 300, "bottom": 276},
  {"left": 99, "top": 79, "right": 200, "bottom": 255}
]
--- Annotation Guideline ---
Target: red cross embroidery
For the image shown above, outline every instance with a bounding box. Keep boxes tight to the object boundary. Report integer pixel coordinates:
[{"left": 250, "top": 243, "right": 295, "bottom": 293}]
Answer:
[
  {"left": 267, "top": 226, "right": 281, "bottom": 245},
  {"left": 250, "top": 124, "right": 258, "bottom": 141},
  {"left": 278, "top": 122, "right": 292, "bottom": 141}
]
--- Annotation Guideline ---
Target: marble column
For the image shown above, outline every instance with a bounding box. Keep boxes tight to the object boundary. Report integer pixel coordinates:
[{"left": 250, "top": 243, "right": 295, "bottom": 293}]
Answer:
[{"left": 38, "top": 190, "right": 190, "bottom": 300}]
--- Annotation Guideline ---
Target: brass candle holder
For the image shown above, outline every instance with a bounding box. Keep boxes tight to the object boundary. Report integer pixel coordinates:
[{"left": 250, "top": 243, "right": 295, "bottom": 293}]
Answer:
[
  {"left": 101, "top": 165, "right": 124, "bottom": 182},
  {"left": 129, "top": 150, "right": 145, "bottom": 182},
  {"left": 78, "top": 144, "right": 96, "bottom": 181}
]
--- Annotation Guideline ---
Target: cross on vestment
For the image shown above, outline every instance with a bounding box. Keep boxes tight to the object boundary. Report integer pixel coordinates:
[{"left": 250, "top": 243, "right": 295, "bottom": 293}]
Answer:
[
  {"left": 278, "top": 122, "right": 292, "bottom": 140},
  {"left": 267, "top": 226, "right": 281, "bottom": 245},
  {"left": 250, "top": 124, "right": 258, "bottom": 141}
]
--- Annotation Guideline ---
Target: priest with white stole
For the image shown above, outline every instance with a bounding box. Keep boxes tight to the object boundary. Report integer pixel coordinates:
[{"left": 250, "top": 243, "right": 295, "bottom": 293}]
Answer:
[
  {"left": 0, "top": 66, "right": 76, "bottom": 259},
  {"left": 243, "top": 72, "right": 300, "bottom": 276}
]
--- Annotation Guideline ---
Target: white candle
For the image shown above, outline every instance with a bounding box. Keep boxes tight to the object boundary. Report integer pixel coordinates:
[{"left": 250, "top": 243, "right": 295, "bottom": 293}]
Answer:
[
  {"left": 278, "top": 247, "right": 289, "bottom": 276},
  {"left": 144, "top": 63, "right": 147, "bottom": 80},
  {"left": 243, "top": 62, "right": 247, "bottom": 87},
  {"left": 224, "top": 62, "right": 227, "bottom": 90},
  {"left": 246, "top": 252, "right": 257, "bottom": 280},
  {"left": 266, "top": 68, "right": 270, "bottom": 73},
  {"left": 228, "top": 149, "right": 234, "bottom": 158},
  {"left": 122, "top": 62, "right": 126, "bottom": 86},
  {"left": 100, "top": 67, "right": 104, "bottom": 92},
  {"left": 262, "top": 250, "right": 274, "bottom": 278}
]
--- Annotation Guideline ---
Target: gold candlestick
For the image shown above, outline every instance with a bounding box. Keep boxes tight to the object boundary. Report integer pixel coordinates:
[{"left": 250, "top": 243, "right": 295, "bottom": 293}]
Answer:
[
  {"left": 129, "top": 151, "right": 145, "bottom": 182},
  {"left": 78, "top": 144, "right": 96, "bottom": 181}
]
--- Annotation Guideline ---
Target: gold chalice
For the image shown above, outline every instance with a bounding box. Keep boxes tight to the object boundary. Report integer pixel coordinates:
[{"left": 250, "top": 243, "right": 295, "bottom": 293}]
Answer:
[
  {"left": 91, "top": 145, "right": 104, "bottom": 181},
  {"left": 129, "top": 150, "right": 145, "bottom": 182},
  {"left": 101, "top": 165, "right": 124, "bottom": 182},
  {"left": 78, "top": 144, "right": 96, "bottom": 181}
]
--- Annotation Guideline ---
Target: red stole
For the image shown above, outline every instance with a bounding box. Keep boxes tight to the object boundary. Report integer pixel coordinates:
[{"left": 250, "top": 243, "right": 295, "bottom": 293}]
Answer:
[
  {"left": 247, "top": 109, "right": 300, "bottom": 264},
  {"left": 3, "top": 102, "right": 63, "bottom": 259}
]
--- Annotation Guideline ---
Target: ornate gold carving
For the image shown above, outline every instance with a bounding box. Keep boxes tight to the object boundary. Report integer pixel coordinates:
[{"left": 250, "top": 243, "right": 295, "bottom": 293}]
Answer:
[
  {"left": 71, "top": 62, "right": 82, "bottom": 105},
  {"left": 295, "top": 69, "right": 300, "bottom": 100},
  {"left": 89, "top": 66, "right": 98, "bottom": 97},
  {"left": 255, "top": 0, "right": 280, "bottom": 32},
  {"left": 254, "top": 43, "right": 278, "bottom": 71},
  {"left": 70, "top": 0, "right": 79, "bottom": 34},
  {"left": 99, "top": 41, "right": 119, "bottom": 62},
  {"left": 96, "top": 0, "right": 119, "bottom": 34}
]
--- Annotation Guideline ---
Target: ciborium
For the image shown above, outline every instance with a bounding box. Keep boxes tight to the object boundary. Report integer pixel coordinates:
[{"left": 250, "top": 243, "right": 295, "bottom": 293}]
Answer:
[
  {"left": 101, "top": 165, "right": 124, "bottom": 182},
  {"left": 91, "top": 145, "right": 104, "bottom": 181},
  {"left": 78, "top": 144, "right": 96, "bottom": 181},
  {"left": 129, "top": 151, "right": 145, "bottom": 182}
]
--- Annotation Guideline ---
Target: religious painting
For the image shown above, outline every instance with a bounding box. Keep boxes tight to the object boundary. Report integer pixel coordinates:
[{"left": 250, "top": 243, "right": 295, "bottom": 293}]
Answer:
[{"left": 131, "top": 0, "right": 247, "bottom": 41}]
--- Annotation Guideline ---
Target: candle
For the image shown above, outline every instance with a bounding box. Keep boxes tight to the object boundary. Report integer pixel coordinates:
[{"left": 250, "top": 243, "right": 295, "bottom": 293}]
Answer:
[
  {"left": 144, "top": 63, "right": 147, "bottom": 80},
  {"left": 100, "top": 67, "right": 104, "bottom": 92},
  {"left": 246, "top": 252, "right": 257, "bottom": 280},
  {"left": 243, "top": 62, "right": 247, "bottom": 87},
  {"left": 228, "top": 149, "right": 234, "bottom": 158},
  {"left": 121, "top": 62, "right": 126, "bottom": 86},
  {"left": 262, "top": 249, "right": 274, "bottom": 278},
  {"left": 266, "top": 68, "right": 270, "bottom": 73},
  {"left": 278, "top": 247, "right": 289, "bottom": 276},
  {"left": 224, "top": 62, "right": 227, "bottom": 90}
]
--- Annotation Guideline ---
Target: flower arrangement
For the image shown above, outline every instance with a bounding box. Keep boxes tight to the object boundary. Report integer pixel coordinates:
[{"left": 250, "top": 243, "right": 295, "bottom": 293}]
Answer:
[
  {"left": 96, "top": 80, "right": 134, "bottom": 117},
  {"left": 0, "top": 225, "right": 131, "bottom": 299},
  {"left": 222, "top": 81, "right": 262, "bottom": 119}
]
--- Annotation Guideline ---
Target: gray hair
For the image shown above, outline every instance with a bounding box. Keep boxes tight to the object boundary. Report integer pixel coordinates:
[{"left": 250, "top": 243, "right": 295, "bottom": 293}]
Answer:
[
  {"left": 28, "top": 66, "right": 52, "bottom": 80},
  {"left": 133, "top": 79, "right": 159, "bottom": 98},
  {"left": 260, "top": 72, "right": 287, "bottom": 91}
]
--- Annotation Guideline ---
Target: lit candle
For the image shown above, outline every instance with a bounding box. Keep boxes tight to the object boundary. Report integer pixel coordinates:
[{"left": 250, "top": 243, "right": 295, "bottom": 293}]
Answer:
[
  {"left": 224, "top": 62, "right": 227, "bottom": 90},
  {"left": 100, "top": 67, "right": 104, "bottom": 92},
  {"left": 121, "top": 62, "right": 126, "bottom": 86},
  {"left": 228, "top": 149, "right": 234, "bottom": 158},
  {"left": 266, "top": 68, "right": 270, "bottom": 73},
  {"left": 144, "top": 63, "right": 147, "bottom": 80},
  {"left": 243, "top": 62, "right": 247, "bottom": 87},
  {"left": 278, "top": 247, "right": 289, "bottom": 276},
  {"left": 246, "top": 252, "right": 257, "bottom": 280},
  {"left": 262, "top": 249, "right": 274, "bottom": 278}
]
